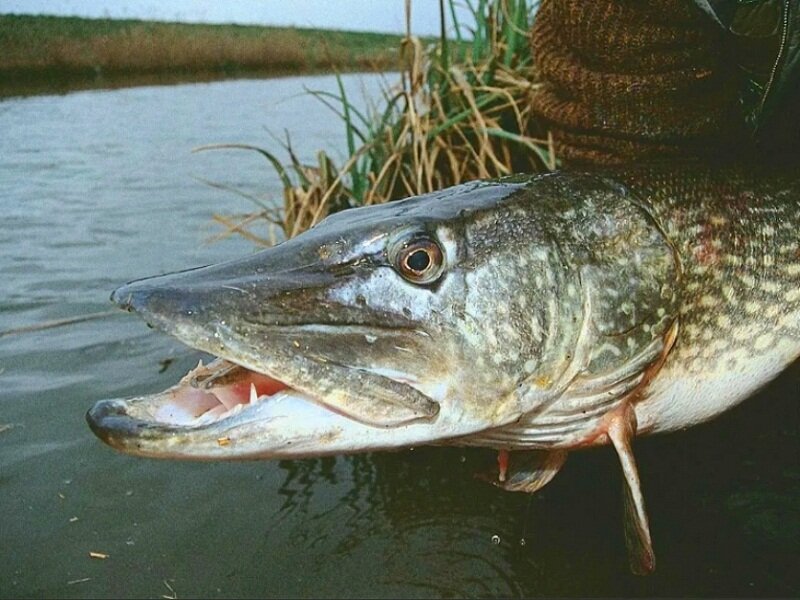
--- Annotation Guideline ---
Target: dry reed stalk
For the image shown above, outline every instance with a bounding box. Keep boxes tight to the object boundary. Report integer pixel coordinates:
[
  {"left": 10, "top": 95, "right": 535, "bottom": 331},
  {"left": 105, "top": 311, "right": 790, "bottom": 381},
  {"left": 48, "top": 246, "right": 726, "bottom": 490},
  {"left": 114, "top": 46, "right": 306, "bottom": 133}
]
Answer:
[{"left": 205, "top": 0, "right": 554, "bottom": 244}]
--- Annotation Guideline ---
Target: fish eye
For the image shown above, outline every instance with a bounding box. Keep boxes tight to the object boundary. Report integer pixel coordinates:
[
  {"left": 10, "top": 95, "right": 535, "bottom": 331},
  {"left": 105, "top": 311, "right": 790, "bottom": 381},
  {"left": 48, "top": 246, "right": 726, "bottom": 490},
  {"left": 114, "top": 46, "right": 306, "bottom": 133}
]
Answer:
[{"left": 394, "top": 238, "right": 444, "bottom": 284}]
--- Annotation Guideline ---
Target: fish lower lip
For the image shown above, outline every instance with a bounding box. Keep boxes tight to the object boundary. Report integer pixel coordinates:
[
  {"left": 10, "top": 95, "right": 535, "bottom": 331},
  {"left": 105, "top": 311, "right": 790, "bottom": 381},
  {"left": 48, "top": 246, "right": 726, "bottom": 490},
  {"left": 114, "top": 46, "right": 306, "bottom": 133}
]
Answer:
[
  {"left": 85, "top": 356, "right": 343, "bottom": 457},
  {"left": 85, "top": 364, "right": 439, "bottom": 460},
  {"left": 86, "top": 398, "right": 146, "bottom": 443},
  {"left": 90, "top": 358, "right": 296, "bottom": 431},
  {"left": 85, "top": 353, "right": 441, "bottom": 460}
]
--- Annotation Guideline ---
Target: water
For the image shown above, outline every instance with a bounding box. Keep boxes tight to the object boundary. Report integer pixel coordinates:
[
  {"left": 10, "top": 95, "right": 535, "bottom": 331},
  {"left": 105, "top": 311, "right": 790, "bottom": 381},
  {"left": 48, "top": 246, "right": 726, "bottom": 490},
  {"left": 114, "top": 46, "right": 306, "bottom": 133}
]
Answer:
[{"left": 0, "top": 75, "right": 798, "bottom": 598}]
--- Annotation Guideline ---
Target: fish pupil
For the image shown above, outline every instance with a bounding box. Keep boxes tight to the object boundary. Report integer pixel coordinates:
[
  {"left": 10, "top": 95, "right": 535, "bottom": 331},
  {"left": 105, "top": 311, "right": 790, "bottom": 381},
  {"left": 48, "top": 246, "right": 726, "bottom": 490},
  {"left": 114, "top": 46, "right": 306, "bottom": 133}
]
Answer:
[{"left": 407, "top": 249, "right": 431, "bottom": 272}]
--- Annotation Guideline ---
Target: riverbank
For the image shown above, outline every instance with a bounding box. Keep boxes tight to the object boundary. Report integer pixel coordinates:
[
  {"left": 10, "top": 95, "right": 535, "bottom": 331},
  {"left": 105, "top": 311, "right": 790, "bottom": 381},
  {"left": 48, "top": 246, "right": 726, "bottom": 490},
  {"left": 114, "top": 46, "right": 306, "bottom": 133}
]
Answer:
[{"left": 0, "top": 14, "right": 404, "bottom": 92}]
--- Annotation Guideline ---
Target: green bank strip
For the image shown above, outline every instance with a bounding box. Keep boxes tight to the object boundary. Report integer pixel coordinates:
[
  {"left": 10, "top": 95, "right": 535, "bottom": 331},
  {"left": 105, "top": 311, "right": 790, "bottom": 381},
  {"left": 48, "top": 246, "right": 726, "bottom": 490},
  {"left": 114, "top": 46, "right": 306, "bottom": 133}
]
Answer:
[{"left": 0, "top": 14, "right": 407, "bottom": 79}]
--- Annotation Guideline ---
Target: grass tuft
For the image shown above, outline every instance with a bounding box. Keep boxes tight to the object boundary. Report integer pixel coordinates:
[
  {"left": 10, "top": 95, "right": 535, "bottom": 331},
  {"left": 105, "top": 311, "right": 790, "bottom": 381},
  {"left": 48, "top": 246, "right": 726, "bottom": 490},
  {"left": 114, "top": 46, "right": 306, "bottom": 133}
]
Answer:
[{"left": 209, "top": 0, "right": 554, "bottom": 244}]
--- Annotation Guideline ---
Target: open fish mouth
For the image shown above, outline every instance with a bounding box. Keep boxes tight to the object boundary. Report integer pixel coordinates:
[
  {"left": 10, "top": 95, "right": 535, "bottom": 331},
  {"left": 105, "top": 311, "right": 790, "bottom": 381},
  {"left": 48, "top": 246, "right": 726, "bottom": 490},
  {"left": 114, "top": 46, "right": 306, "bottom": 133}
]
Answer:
[
  {"left": 95, "top": 358, "right": 293, "bottom": 430},
  {"left": 86, "top": 352, "right": 448, "bottom": 460},
  {"left": 87, "top": 356, "right": 326, "bottom": 458}
]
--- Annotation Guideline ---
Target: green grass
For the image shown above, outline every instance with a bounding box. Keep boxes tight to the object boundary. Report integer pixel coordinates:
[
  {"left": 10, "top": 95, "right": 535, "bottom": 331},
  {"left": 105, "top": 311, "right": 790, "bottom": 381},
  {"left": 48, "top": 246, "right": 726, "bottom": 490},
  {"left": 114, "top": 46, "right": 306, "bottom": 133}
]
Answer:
[{"left": 0, "top": 14, "right": 409, "bottom": 78}]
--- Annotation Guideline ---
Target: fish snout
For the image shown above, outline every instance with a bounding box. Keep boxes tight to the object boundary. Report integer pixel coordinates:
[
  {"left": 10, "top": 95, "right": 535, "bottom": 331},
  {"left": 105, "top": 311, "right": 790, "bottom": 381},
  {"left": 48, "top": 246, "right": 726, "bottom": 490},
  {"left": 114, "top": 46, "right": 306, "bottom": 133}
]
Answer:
[
  {"left": 110, "top": 244, "right": 339, "bottom": 326},
  {"left": 109, "top": 263, "right": 265, "bottom": 336},
  {"left": 112, "top": 280, "right": 211, "bottom": 320}
]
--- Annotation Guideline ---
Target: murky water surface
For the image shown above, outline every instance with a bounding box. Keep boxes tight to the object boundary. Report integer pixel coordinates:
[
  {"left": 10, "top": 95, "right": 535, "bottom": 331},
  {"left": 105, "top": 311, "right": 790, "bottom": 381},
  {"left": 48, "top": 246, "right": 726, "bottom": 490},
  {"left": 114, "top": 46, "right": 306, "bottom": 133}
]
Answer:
[{"left": 0, "top": 75, "right": 798, "bottom": 598}]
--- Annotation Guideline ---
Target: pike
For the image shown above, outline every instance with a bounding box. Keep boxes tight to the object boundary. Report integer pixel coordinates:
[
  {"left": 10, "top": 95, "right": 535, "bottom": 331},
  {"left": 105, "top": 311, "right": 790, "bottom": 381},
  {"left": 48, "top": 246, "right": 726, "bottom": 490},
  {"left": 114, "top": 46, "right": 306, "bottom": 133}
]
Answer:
[{"left": 87, "top": 163, "right": 800, "bottom": 573}]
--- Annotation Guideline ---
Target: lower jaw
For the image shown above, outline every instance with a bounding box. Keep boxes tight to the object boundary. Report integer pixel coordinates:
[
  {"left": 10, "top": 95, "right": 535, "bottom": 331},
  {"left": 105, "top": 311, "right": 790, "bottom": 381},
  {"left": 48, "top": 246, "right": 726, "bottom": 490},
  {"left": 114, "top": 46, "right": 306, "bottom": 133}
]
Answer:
[{"left": 87, "top": 358, "right": 486, "bottom": 459}]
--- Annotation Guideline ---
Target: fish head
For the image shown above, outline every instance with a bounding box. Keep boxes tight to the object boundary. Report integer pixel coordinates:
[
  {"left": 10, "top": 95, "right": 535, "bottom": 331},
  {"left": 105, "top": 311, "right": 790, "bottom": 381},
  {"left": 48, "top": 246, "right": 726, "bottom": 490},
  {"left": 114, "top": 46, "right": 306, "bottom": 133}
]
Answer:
[{"left": 88, "top": 176, "right": 593, "bottom": 459}]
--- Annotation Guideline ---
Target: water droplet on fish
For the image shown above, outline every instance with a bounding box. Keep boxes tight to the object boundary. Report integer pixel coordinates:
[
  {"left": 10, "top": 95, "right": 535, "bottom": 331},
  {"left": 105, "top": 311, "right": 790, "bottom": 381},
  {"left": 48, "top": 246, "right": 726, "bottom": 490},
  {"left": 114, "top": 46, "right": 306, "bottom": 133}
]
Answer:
[{"left": 491, "top": 535, "right": 500, "bottom": 545}]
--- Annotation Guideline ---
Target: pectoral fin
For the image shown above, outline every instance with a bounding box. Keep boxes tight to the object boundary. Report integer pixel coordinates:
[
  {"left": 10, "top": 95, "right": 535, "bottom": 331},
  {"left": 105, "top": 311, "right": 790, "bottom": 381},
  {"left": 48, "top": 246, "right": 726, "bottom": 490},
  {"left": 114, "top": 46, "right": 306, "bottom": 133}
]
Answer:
[
  {"left": 607, "top": 404, "right": 655, "bottom": 575},
  {"left": 494, "top": 449, "right": 569, "bottom": 493}
]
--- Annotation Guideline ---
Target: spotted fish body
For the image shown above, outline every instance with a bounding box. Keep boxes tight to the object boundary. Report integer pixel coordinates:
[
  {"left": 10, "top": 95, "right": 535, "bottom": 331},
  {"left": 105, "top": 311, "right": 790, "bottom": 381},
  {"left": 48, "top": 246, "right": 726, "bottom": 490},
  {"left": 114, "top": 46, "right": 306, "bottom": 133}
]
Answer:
[
  {"left": 452, "top": 164, "right": 800, "bottom": 572},
  {"left": 450, "top": 164, "right": 800, "bottom": 451},
  {"left": 620, "top": 166, "right": 800, "bottom": 434},
  {"left": 88, "top": 162, "right": 800, "bottom": 573}
]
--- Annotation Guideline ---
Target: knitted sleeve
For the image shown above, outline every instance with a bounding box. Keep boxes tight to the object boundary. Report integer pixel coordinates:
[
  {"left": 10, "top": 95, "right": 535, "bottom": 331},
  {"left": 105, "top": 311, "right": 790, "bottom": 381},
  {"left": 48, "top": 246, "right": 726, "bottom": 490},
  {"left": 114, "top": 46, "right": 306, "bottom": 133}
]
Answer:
[{"left": 529, "top": 0, "right": 748, "bottom": 166}]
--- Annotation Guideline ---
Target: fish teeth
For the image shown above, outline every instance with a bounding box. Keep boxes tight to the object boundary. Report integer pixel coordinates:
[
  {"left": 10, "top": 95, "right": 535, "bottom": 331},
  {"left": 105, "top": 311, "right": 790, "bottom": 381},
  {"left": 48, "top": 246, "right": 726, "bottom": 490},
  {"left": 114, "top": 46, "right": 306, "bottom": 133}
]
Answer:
[
  {"left": 249, "top": 383, "right": 258, "bottom": 405},
  {"left": 217, "top": 403, "right": 243, "bottom": 421}
]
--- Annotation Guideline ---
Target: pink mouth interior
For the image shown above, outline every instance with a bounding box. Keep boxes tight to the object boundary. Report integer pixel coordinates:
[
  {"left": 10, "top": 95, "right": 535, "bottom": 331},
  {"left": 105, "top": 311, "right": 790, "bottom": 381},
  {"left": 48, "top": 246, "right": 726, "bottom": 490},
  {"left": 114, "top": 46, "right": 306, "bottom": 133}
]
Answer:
[{"left": 153, "top": 359, "right": 289, "bottom": 426}]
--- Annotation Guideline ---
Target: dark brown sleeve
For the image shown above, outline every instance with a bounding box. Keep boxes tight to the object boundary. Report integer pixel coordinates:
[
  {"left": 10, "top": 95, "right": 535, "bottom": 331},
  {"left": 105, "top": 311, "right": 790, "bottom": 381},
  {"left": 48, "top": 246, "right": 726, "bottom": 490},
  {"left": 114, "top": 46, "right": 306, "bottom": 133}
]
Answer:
[{"left": 529, "top": 0, "right": 748, "bottom": 167}]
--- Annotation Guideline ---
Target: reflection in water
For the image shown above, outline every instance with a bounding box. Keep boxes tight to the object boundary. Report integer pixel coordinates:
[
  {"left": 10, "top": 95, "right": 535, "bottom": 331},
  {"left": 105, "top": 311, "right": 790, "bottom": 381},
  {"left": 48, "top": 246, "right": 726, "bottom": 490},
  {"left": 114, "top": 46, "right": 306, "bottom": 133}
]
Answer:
[{"left": 272, "top": 450, "right": 528, "bottom": 597}]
